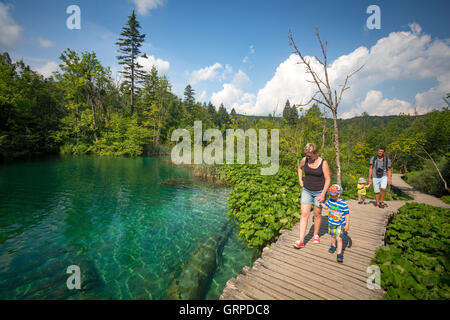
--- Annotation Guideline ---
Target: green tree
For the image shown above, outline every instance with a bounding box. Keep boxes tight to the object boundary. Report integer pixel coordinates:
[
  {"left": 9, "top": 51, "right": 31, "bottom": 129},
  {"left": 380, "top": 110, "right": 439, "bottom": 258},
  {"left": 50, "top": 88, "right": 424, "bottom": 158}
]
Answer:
[
  {"left": 217, "top": 103, "right": 230, "bottom": 130},
  {"left": 54, "top": 49, "right": 112, "bottom": 150},
  {"left": 141, "top": 68, "right": 171, "bottom": 144},
  {"left": 184, "top": 84, "right": 195, "bottom": 107},
  {"left": 282, "top": 99, "right": 298, "bottom": 126},
  {"left": 116, "top": 10, "right": 147, "bottom": 115},
  {"left": 0, "top": 52, "right": 64, "bottom": 159}
]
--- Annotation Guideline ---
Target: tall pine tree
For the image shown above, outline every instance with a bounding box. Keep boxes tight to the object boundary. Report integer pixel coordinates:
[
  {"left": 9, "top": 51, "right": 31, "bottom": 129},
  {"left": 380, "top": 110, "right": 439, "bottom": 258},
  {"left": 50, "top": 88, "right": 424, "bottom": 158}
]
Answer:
[{"left": 116, "top": 10, "right": 146, "bottom": 115}]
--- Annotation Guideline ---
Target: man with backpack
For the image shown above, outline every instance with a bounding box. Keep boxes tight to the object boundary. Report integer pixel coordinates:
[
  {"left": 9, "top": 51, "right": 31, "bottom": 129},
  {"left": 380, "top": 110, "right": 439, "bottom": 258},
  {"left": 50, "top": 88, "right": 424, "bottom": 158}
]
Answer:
[{"left": 368, "top": 147, "right": 392, "bottom": 208}]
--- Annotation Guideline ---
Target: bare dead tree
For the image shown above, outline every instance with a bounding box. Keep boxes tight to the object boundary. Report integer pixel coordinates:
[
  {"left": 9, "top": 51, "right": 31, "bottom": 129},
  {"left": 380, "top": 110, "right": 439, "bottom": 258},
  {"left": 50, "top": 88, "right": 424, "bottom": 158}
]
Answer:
[
  {"left": 289, "top": 28, "right": 364, "bottom": 185},
  {"left": 418, "top": 146, "right": 450, "bottom": 193},
  {"left": 321, "top": 106, "right": 327, "bottom": 152}
]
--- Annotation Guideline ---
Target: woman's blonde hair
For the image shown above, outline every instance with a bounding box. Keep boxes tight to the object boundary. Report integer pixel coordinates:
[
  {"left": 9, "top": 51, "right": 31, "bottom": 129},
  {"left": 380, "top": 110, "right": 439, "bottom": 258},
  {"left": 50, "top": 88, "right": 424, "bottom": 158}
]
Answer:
[{"left": 304, "top": 143, "right": 318, "bottom": 154}]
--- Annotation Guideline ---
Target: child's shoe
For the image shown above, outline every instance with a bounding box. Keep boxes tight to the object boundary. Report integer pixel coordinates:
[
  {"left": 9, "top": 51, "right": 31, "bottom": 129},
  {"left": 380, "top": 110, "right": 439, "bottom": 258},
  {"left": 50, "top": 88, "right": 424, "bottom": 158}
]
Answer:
[
  {"left": 337, "top": 253, "right": 344, "bottom": 263},
  {"left": 312, "top": 235, "right": 320, "bottom": 243},
  {"left": 293, "top": 240, "right": 304, "bottom": 249},
  {"left": 329, "top": 245, "right": 336, "bottom": 253}
]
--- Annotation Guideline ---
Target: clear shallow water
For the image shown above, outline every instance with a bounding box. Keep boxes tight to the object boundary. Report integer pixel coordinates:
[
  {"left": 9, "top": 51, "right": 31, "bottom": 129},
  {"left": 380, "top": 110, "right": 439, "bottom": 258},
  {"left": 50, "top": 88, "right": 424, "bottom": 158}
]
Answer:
[{"left": 0, "top": 156, "right": 259, "bottom": 299}]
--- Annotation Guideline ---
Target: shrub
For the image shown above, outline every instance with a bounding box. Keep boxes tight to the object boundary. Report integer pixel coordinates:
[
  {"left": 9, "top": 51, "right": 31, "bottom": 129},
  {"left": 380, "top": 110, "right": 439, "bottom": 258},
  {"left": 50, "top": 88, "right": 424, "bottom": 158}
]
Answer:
[
  {"left": 218, "top": 164, "right": 301, "bottom": 248},
  {"left": 406, "top": 157, "right": 449, "bottom": 197}
]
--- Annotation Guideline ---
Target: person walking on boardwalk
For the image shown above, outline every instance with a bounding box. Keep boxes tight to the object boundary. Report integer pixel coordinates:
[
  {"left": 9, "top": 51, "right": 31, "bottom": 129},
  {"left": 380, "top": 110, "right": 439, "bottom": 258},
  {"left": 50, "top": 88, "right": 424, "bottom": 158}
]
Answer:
[
  {"left": 294, "top": 143, "right": 331, "bottom": 249},
  {"left": 320, "top": 184, "right": 350, "bottom": 263},
  {"left": 357, "top": 177, "right": 370, "bottom": 204},
  {"left": 368, "top": 147, "right": 392, "bottom": 209}
]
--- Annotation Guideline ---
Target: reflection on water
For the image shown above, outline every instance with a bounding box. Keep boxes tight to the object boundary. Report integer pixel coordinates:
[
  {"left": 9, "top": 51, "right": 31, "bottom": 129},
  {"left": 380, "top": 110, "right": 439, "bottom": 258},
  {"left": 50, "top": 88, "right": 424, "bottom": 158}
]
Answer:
[{"left": 0, "top": 156, "right": 259, "bottom": 299}]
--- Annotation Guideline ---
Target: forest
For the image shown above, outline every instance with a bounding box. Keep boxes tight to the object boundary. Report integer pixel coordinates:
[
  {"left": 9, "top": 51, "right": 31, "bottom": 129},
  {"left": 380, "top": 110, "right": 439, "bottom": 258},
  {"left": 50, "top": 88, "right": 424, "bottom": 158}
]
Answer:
[
  {"left": 1, "top": 45, "right": 448, "bottom": 193},
  {"left": 1, "top": 10, "right": 449, "bottom": 234}
]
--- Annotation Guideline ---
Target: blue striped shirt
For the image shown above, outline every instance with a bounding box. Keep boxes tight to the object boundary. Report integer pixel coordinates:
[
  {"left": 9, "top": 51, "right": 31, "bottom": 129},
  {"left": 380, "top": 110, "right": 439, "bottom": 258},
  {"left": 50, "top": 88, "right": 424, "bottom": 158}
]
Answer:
[{"left": 325, "top": 198, "right": 350, "bottom": 226}]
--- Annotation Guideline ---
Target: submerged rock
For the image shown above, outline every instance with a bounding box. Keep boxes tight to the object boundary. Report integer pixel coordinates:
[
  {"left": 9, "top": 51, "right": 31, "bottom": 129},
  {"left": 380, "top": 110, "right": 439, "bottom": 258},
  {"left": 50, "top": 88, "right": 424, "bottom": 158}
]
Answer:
[{"left": 166, "top": 223, "right": 232, "bottom": 300}]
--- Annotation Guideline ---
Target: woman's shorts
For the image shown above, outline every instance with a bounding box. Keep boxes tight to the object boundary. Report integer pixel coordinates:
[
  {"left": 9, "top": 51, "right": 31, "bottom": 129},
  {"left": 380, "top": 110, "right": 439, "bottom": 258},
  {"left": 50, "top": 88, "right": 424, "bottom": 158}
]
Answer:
[
  {"left": 301, "top": 188, "right": 323, "bottom": 207},
  {"left": 372, "top": 176, "right": 388, "bottom": 193},
  {"left": 328, "top": 224, "right": 344, "bottom": 238}
]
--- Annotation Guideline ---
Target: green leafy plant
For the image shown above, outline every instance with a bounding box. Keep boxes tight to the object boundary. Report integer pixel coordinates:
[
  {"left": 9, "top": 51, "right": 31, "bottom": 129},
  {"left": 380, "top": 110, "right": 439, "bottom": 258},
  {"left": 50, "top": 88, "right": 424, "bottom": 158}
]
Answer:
[
  {"left": 373, "top": 203, "right": 450, "bottom": 300},
  {"left": 218, "top": 164, "right": 302, "bottom": 248}
]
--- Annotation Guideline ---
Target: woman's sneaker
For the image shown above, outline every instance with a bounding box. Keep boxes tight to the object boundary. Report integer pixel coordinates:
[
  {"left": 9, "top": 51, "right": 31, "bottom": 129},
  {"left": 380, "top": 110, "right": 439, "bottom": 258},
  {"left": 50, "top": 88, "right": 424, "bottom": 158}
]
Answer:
[
  {"left": 293, "top": 240, "right": 305, "bottom": 249},
  {"left": 337, "top": 254, "right": 344, "bottom": 263},
  {"left": 313, "top": 235, "right": 320, "bottom": 243},
  {"left": 329, "top": 245, "right": 336, "bottom": 253}
]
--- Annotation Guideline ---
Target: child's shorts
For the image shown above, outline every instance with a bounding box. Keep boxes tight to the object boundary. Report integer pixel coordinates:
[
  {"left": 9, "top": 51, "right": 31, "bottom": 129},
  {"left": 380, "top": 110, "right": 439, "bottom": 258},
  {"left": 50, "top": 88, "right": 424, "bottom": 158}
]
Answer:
[{"left": 328, "top": 224, "right": 344, "bottom": 238}]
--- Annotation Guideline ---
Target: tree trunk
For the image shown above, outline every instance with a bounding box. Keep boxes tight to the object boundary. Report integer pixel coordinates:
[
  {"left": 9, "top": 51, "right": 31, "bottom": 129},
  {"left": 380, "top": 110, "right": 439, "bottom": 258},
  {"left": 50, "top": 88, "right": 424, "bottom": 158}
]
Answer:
[
  {"left": 88, "top": 92, "right": 98, "bottom": 142},
  {"left": 422, "top": 146, "right": 450, "bottom": 192},
  {"left": 131, "top": 70, "right": 134, "bottom": 115},
  {"left": 332, "top": 109, "right": 341, "bottom": 186},
  {"left": 130, "top": 52, "right": 135, "bottom": 115},
  {"left": 321, "top": 107, "right": 326, "bottom": 151}
]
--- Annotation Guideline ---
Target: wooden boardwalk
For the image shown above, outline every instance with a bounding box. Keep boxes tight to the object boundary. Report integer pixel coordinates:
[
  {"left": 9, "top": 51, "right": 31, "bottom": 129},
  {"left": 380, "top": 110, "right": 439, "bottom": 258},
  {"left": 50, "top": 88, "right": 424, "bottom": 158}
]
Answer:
[
  {"left": 220, "top": 199, "right": 407, "bottom": 300},
  {"left": 391, "top": 173, "right": 450, "bottom": 209}
]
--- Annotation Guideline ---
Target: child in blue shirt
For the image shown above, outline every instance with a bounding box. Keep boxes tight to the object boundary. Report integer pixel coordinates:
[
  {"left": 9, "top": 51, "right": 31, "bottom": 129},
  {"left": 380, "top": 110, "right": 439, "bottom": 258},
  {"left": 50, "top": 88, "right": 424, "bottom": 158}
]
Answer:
[{"left": 320, "top": 184, "right": 350, "bottom": 263}]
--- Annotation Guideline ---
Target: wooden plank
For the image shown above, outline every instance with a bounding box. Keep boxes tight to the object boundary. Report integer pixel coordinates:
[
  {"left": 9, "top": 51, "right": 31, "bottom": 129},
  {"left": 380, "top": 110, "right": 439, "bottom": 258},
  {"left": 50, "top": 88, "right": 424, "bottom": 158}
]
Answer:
[
  {"left": 245, "top": 266, "right": 318, "bottom": 300},
  {"left": 259, "top": 259, "right": 360, "bottom": 300},
  {"left": 240, "top": 272, "right": 296, "bottom": 300},
  {"left": 282, "top": 232, "right": 381, "bottom": 255},
  {"left": 232, "top": 275, "right": 277, "bottom": 300},
  {"left": 274, "top": 240, "right": 373, "bottom": 267},
  {"left": 264, "top": 248, "right": 368, "bottom": 285},
  {"left": 270, "top": 244, "right": 370, "bottom": 278},
  {"left": 262, "top": 251, "right": 380, "bottom": 299},
  {"left": 264, "top": 246, "right": 374, "bottom": 288},
  {"left": 220, "top": 199, "right": 401, "bottom": 300}
]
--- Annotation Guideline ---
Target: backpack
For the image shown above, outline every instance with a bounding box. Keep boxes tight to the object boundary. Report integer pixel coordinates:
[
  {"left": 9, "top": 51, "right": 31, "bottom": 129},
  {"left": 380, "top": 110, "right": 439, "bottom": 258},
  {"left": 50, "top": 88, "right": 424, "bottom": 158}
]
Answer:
[{"left": 371, "top": 156, "right": 388, "bottom": 178}]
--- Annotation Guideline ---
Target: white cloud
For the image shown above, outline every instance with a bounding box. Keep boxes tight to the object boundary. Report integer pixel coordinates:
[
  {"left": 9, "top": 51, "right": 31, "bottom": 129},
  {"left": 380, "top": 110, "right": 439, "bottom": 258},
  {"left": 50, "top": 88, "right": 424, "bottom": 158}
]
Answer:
[
  {"left": 131, "top": 0, "right": 165, "bottom": 15},
  {"left": 211, "top": 70, "right": 255, "bottom": 112},
  {"left": 243, "top": 45, "right": 255, "bottom": 64},
  {"left": 38, "top": 38, "right": 55, "bottom": 48},
  {"left": 232, "top": 69, "right": 251, "bottom": 89},
  {"left": 189, "top": 62, "right": 223, "bottom": 85},
  {"left": 35, "top": 61, "right": 59, "bottom": 78},
  {"left": 350, "top": 90, "right": 414, "bottom": 118},
  {"left": 220, "top": 63, "right": 233, "bottom": 81},
  {"left": 242, "top": 53, "right": 321, "bottom": 116},
  {"left": 414, "top": 73, "right": 450, "bottom": 111},
  {"left": 408, "top": 22, "right": 422, "bottom": 35},
  {"left": 198, "top": 90, "right": 208, "bottom": 102},
  {"left": 232, "top": 23, "right": 450, "bottom": 118},
  {"left": 0, "top": 3, "right": 22, "bottom": 50},
  {"left": 137, "top": 55, "right": 170, "bottom": 75},
  {"left": 211, "top": 83, "right": 242, "bottom": 108}
]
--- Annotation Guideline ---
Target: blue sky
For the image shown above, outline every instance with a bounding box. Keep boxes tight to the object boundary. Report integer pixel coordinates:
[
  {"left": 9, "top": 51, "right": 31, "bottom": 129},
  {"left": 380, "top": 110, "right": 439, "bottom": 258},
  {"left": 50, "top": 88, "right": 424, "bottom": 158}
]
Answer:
[{"left": 1, "top": 0, "right": 449, "bottom": 118}]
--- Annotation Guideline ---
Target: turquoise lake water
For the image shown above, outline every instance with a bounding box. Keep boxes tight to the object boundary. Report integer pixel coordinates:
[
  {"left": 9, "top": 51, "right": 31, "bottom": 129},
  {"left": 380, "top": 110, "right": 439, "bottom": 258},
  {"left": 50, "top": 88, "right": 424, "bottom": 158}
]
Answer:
[{"left": 0, "top": 156, "right": 259, "bottom": 299}]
